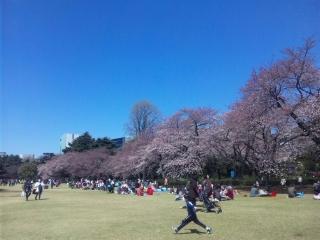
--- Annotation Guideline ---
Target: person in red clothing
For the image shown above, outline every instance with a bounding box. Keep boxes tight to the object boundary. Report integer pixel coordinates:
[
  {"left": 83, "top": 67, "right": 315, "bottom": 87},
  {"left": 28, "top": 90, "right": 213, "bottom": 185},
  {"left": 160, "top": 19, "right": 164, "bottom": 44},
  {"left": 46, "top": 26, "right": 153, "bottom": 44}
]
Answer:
[
  {"left": 225, "top": 186, "right": 234, "bottom": 200},
  {"left": 136, "top": 184, "right": 144, "bottom": 196},
  {"left": 146, "top": 184, "right": 154, "bottom": 195}
]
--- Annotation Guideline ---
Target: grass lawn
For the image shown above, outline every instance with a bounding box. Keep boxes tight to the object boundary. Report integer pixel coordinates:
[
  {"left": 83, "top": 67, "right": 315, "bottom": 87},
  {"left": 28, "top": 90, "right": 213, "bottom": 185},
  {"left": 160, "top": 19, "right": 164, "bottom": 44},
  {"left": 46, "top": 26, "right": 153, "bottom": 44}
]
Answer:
[{"left": 0, "top": 185, "right": 319, "bottom": 240}]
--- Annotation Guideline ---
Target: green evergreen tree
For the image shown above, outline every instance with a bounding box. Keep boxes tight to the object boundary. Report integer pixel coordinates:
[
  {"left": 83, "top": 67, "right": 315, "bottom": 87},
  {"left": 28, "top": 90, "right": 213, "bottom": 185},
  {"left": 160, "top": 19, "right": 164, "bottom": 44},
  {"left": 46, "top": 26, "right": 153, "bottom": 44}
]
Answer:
[
  {"left": 18, "top": 162, "right": 38, "bottom": 180},
  {"left": 63, "top": 132, "right": 115, "bottom": 153},
  {"left": 63, "top": 132, "right": 94, "bottom": 153}
]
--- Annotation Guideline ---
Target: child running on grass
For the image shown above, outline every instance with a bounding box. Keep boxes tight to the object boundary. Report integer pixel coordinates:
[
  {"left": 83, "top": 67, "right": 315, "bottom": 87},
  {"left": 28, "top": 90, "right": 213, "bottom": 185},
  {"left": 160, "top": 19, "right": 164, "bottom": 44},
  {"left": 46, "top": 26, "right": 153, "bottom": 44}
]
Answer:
[{"left": 172, "top": 178, "right": 213, "bottom": 234}]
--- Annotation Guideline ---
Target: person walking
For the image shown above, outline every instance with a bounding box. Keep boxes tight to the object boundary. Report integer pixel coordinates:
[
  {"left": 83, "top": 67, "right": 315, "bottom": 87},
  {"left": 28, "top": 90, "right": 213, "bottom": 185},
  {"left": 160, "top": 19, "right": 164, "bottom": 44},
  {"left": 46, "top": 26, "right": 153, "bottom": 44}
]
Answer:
[
  {"left": 164, "top": 177, "right": 168, "bottom": 187},
  {"left": 297, "top": 176, "right": 303, "bottom": 191},
  {"left": 23, "top": 179, "right": 32, "bottom": 201},
  {"left": 50, "top": 179, "right": 54, "bottom": 189},
  {"left": 202, "top": 176, "right": 214, "bottom": 212},
  {"left": 172, "top": 178, "right": 213, "bottom": 234},
  {"left": 34, "top": 179, "right": 43, "bottom": 200},
  {"left": 280, "top": 177, "right": 286, "bottom": 190}
]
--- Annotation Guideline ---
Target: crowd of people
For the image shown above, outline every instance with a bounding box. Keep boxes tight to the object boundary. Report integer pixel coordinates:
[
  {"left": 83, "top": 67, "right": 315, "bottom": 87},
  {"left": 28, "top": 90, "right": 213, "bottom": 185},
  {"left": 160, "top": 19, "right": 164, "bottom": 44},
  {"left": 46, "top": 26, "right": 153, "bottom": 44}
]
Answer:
[
  {"left": 0, "top": 178, "right": 20, "bottom": 186},
  {"left": 173, "top": 176, "right": 235, "bottom": 215},
  {"left": 3, "top": 174, "right": 319, "bottom": 235},
  {"left": 171, "top": 176, "right": 319, "bottom": 234},
  {"left": 248, "top": 178, "right": 320, "bottom": 200},
  {"left": 67, "top": 178, "right": 160, "bottom": 196},
  {"left": 9, "top": 175, "right": 320, "bottom": 203}
]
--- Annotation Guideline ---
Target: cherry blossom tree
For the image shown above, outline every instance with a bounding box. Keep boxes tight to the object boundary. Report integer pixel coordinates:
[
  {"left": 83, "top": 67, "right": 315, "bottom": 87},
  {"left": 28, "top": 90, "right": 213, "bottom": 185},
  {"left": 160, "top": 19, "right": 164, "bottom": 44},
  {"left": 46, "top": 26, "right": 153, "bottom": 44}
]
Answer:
[
  {"left": 106, "top": 136, "right": 151, "bottom": 178},
  {"left": 242, "top": 38, "right": 320, "bottom": 145},
  {"left": 223, "top": 39, "right": 320, "bottom": 176},
  {"left": 144, "top": 108, "right": 220, "bottom": 178},
  {"left": 38, "top": 148, "right": 112, "bottom": 179},
  {"left": 39, "top": 40, "right": 319, "bottom": 180}
]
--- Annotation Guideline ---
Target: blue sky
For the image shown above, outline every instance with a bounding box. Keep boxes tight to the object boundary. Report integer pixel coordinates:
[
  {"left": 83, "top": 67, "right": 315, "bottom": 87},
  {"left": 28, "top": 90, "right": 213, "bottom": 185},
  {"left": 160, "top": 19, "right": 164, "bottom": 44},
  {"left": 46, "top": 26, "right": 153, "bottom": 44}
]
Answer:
[{"left": 1, "top": 0, "right": 320, "bottom": 155}]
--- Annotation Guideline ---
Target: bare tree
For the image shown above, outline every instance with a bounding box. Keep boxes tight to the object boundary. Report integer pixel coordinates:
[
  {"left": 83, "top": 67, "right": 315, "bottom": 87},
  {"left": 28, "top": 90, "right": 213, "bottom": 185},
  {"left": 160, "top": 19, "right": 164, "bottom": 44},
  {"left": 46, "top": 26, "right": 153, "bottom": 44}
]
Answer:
[{"left": 126, "top": 100, "right": 161, "bottom": 138}]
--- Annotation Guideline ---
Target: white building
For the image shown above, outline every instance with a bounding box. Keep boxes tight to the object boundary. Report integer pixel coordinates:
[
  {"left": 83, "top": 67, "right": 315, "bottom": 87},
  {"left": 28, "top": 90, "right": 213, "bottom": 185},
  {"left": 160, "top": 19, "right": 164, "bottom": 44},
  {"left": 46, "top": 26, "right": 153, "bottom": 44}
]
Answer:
[
  {"left": 60, "top": 133, "right": 80, "bottom": 152},
  {"left": 0, "top": 152, "right": 7, "bottom": 157},
  {"left": 19, "top": 154, "right": 35, "bottom": 161}
]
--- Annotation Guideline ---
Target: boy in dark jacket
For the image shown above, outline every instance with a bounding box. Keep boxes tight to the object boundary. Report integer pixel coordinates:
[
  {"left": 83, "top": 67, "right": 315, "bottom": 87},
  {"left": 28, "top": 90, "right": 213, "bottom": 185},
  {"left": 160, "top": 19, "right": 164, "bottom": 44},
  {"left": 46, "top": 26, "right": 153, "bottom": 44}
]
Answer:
[
  {"left": 172, "top": 179, "right": 212, "bottom": 234},
  {"left": 23, "top": 180, "right": 32, "bottom": 201}
]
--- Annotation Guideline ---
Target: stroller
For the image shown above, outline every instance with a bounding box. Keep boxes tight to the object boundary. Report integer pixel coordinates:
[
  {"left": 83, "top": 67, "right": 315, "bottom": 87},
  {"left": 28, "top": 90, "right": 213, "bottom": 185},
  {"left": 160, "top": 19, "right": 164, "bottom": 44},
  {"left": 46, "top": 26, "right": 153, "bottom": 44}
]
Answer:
[{"left": 199, "top": 188, "right": 222, "bottom": 214}]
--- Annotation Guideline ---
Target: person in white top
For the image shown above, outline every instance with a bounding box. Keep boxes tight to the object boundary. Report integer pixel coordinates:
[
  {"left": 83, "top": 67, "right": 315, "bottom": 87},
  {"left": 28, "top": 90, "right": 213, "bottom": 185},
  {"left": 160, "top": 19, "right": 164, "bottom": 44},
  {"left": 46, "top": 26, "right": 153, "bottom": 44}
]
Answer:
[{"left": 34, "top": 179, "right": 44, "bottom": 200}]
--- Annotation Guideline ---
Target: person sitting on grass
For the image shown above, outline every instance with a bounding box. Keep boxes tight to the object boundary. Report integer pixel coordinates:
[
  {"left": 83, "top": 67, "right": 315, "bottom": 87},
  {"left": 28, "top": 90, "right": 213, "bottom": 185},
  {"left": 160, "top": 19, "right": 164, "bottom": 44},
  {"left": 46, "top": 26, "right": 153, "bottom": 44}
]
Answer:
[
  {"left": 225, "top": 186, "right": 235, "bottom": 200},
  {"left": 287, "top": 182, "right": 296, "bottom": 198},
  {"left": 146, "top": 184, "right": 154, "bottom": 196},
  {"left": 82, "top": 181, "right": 89, "bottom": 190},
  {"left": 169, "top": 187, "right": 176, "bottom": 194},
  {"left": 220, "top": 185, "right": 232, "bottom": 200},
  {"left": 107, "top": 179, "right": 115, "bottom": 193},
  {"left": 313, "top": 181, "right": 320, "bottom": 200},
  {"left": 287, "top": 181, "right": 304, "bottom": 198},
  {"left": 136, "top": 183, "right": 144, "bottom": 196},
  {"left": 135, "top": 179, "right": 141, "bottom": 195},
  {"left": 258, "top": 188, "right": 270, "bottom": 197},
  {"left": 175, "top": 187, "right": 185, "bottom": 201},
  {"left": 120, "top": 181, "right": 131, "bottom": 194},
  {"left": 250, "top": 185, "right": 259, "bottom": 197},
  {"left": 212, "top": 185, "right": 222, "bottom": 201}
]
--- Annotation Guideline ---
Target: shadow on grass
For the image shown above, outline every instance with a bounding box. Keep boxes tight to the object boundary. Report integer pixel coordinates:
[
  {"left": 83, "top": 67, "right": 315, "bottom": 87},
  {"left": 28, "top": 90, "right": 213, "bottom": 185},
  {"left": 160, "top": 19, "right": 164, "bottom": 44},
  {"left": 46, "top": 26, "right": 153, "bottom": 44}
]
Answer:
[
  {"left": 198, "top": 209, "right": 221, "bottom": 214},
  {"left": 0, "top": 188, "right": 21, "bottom": 193},
  {"left": 0, "top": 188, "right": 22, "bottom": 197},
  {"left": 178, "top": 229, "right": 206, "bottom": 235},
  {"left": 24, "top": 198, "right": 49, "bottom": 201},
  {"left": 180, "top": 206, "right": 206, "bottom": 213},
  {"left": 0, "top": 195, "right": 21, "bottom": 198},
  {"left": 294, "top": 232, "right": 304, "bottom": 238},
  {"left": 37, "top": 198, "right": 49, "bottom": 200}
]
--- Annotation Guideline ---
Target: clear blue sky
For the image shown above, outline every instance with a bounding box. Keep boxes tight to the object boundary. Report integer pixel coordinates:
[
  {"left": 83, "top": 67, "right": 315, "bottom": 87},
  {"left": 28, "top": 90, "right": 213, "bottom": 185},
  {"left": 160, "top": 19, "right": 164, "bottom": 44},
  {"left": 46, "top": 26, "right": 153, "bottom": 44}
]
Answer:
[{"left": 1, "top": 0, "right": 320, "bottom": 155}]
